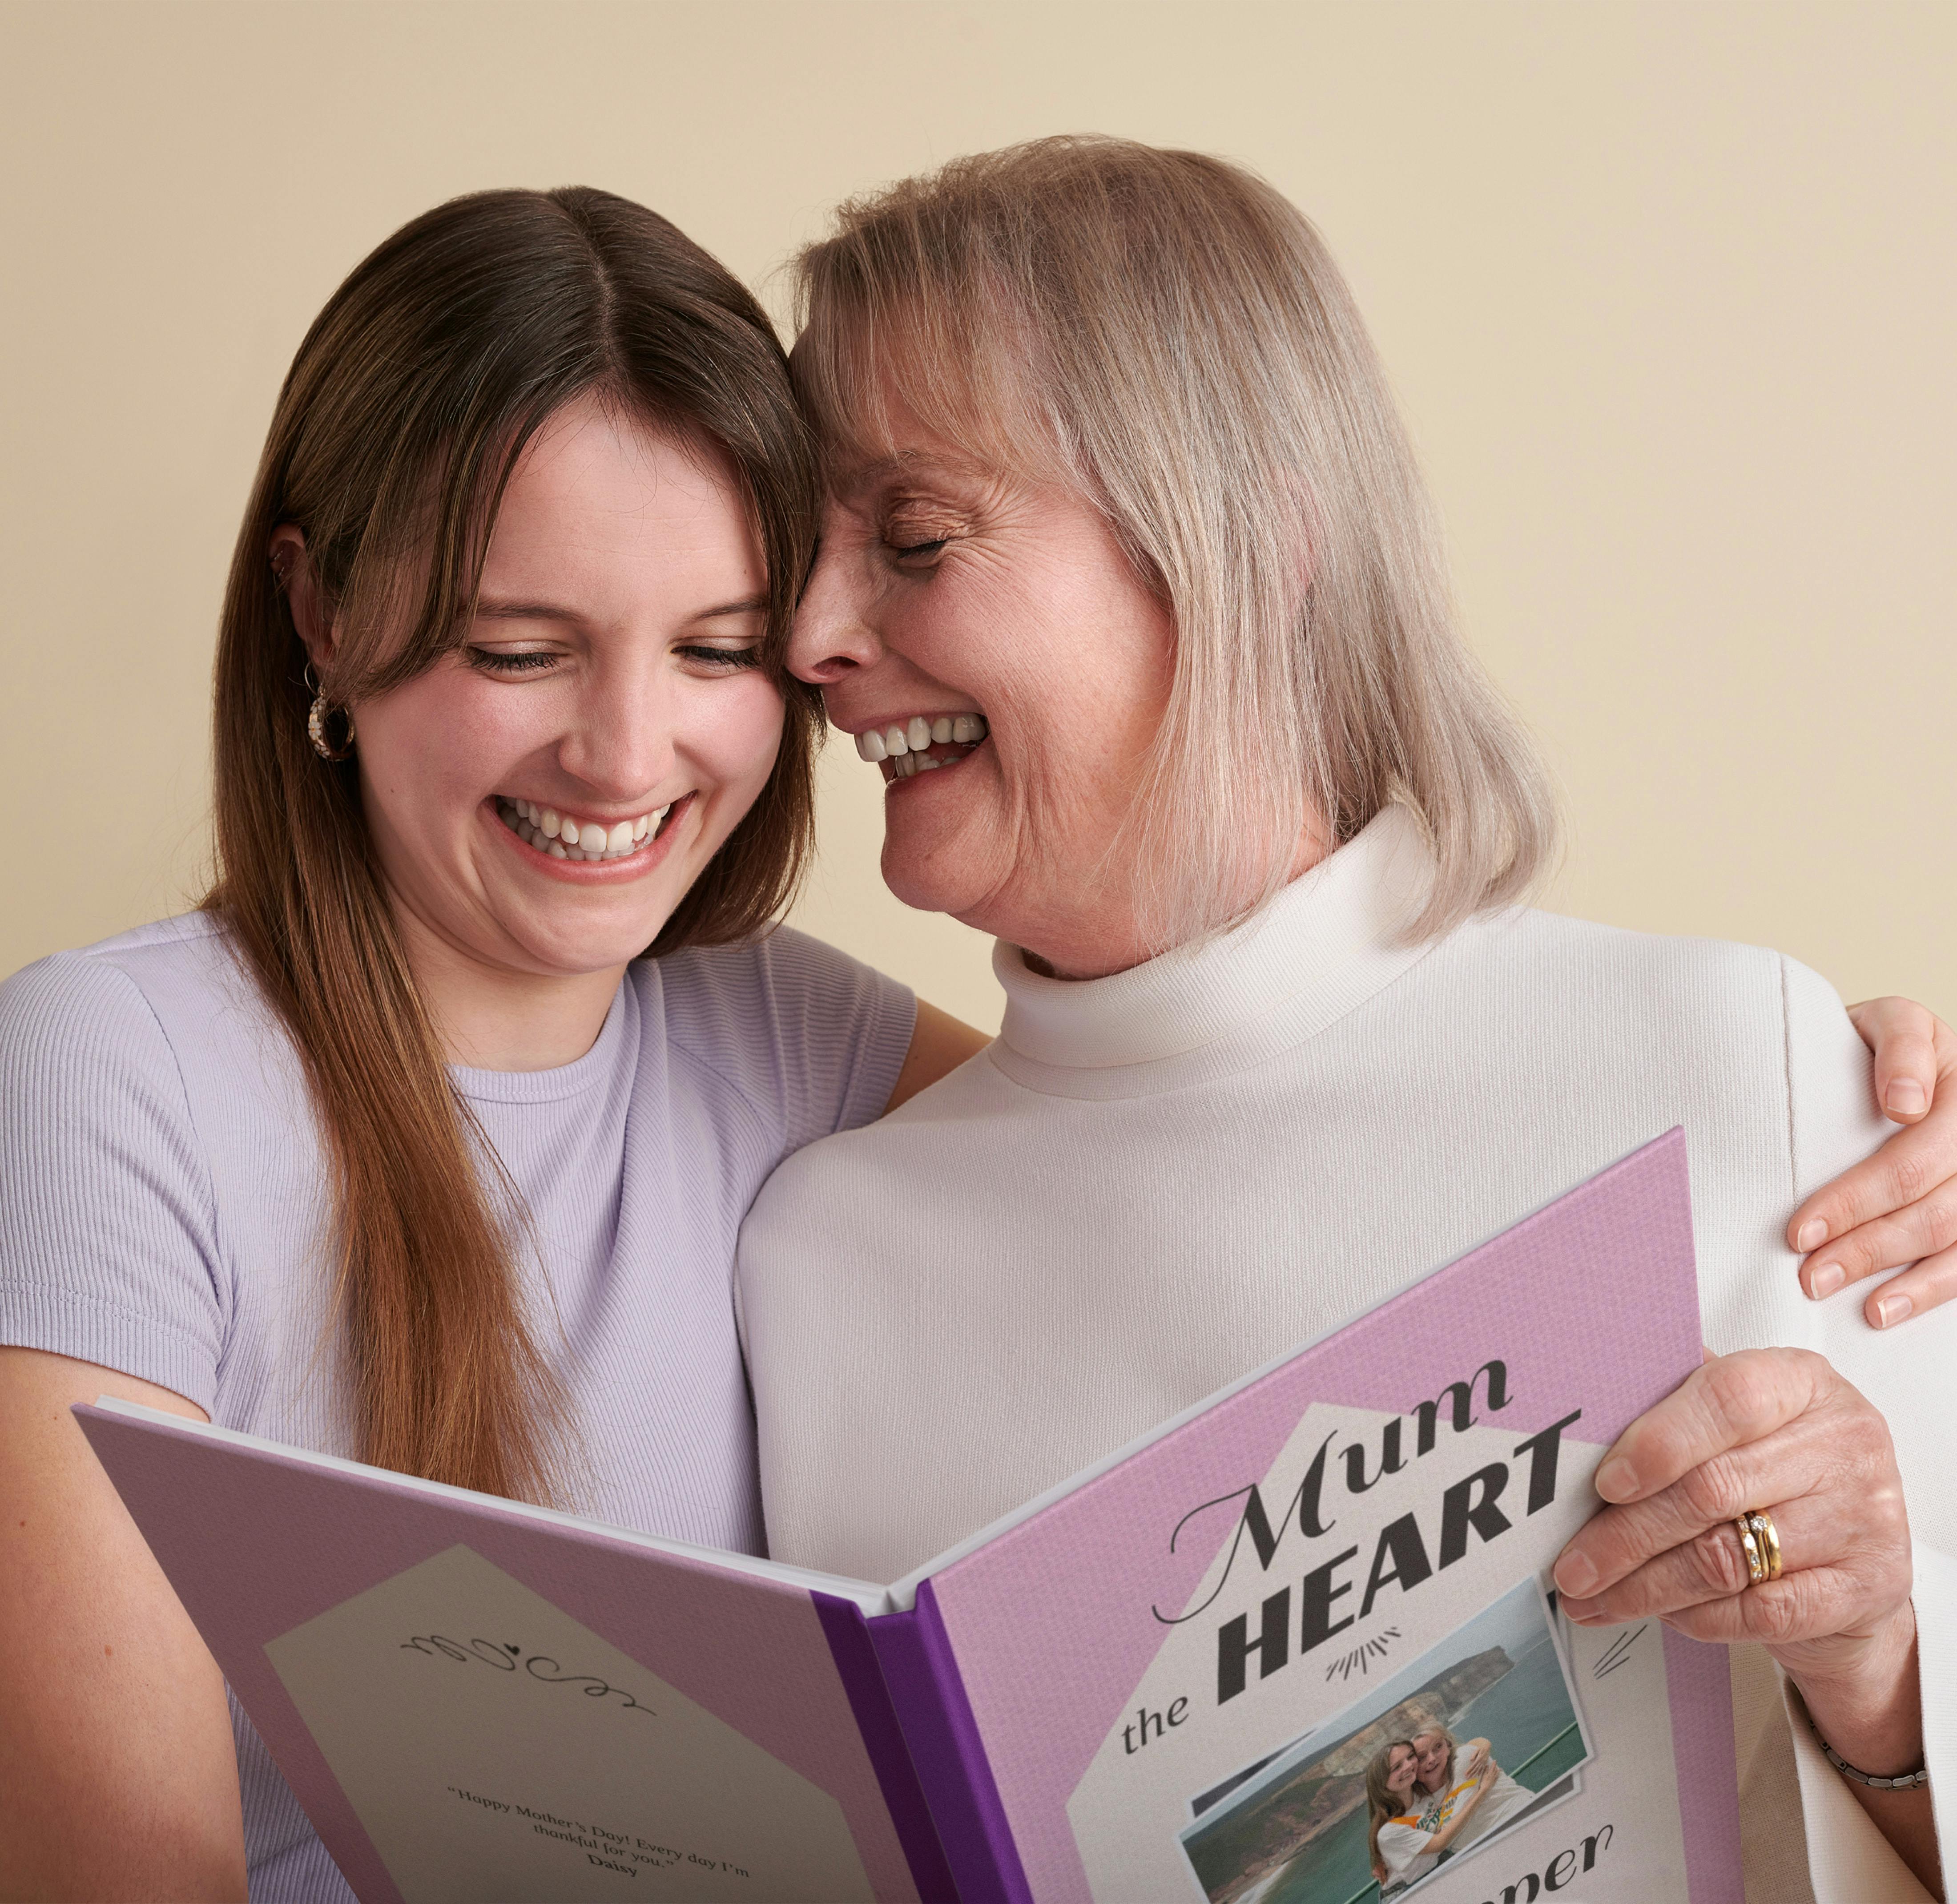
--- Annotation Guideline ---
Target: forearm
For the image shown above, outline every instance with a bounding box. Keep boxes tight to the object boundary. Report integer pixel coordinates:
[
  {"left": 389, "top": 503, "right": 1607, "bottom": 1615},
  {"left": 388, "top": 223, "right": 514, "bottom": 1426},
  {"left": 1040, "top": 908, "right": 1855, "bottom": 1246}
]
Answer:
[
  {"left": 1787, "top": 1605, "right": 1941, "bottom": 1900},
  {"left": 0, "top": 1351, "right": 248, "bottom": 1901},
  {"left": 1422, "top": 1780, "right": 1491, "bottom": 1855}
]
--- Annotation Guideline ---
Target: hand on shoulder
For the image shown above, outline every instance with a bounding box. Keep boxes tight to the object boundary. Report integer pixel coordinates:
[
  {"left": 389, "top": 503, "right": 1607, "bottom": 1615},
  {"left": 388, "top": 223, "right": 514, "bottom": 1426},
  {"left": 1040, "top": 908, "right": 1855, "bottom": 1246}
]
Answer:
[{"left": 1793, "top": 996, "right": 1957, "bottom": 1327}]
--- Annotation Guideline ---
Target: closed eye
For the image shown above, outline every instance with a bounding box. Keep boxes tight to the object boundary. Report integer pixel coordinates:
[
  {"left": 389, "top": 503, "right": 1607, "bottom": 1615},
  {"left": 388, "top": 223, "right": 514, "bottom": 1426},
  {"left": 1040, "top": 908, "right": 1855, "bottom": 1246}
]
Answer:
[
  {"left": 676, "top": 645, "right": 762, "bottom": 670},
  {"left": 466, "top": 646, "right": 558, "bottom": 676}
]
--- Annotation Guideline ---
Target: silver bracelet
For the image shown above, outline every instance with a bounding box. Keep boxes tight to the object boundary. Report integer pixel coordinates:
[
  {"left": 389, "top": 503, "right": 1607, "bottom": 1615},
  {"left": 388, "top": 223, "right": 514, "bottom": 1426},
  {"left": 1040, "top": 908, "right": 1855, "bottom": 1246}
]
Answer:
[{"left": 1808, "top": 1713, "right": 1930, "bottom": 1791}]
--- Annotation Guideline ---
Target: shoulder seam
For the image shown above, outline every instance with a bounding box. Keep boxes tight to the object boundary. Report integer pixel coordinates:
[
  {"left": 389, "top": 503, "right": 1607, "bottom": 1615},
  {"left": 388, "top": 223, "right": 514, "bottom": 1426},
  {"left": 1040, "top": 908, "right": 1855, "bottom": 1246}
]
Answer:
[{"left": 665, "top": 1031, "right": 779, "bottom": 1137}]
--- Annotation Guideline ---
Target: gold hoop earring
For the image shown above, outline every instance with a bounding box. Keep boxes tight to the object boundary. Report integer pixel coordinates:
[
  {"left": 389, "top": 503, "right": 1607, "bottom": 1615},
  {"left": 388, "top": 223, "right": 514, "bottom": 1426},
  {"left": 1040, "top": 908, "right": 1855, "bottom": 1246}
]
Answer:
[{"left": 303, "top": 665, "right": 355, "bottom": 762}]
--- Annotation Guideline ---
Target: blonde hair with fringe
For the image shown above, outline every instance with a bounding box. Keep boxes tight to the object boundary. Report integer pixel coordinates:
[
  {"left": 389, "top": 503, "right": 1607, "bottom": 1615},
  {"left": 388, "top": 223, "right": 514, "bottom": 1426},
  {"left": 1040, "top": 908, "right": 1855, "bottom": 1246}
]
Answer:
[{"left": 792, "top": 135, "right": 1557, "bottom": 950}]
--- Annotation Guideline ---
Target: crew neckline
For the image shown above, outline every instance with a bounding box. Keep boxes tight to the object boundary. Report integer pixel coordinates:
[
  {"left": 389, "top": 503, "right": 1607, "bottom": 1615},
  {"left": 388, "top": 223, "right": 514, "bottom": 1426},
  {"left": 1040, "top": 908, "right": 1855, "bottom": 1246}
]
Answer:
[
  {"left": 448, "top": 973, "right": 634, "bottom": 1105},
  {"left": 987, "top": 805, "right": 1438, "bottom": 1099}
]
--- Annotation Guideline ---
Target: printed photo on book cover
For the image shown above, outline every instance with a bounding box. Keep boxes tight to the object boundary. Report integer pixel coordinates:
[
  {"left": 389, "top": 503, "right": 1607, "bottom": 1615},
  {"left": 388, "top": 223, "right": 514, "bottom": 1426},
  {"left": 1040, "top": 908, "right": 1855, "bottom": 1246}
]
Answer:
[{"left": 1177, "top": 1580, "right": 1588, "bottom": 1904}]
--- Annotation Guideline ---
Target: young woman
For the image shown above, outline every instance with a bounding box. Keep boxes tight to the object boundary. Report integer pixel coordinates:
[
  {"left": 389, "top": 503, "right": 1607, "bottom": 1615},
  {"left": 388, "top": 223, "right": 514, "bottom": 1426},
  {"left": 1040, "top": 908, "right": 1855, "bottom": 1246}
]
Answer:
[
  {"left": 1409, "top": 1727, "right": 1530, "bottom": 1853},
  {"left": 0, "top": 186, "right": 986, "bottom": 1901},
  {"left": 1366, "top": 1737, "right": 1500, "bottom": 1893}
]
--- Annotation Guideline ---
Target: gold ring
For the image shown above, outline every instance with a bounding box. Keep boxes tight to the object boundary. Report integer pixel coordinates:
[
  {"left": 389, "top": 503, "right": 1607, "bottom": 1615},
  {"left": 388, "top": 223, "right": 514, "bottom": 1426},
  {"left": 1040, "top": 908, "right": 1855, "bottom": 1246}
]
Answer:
[
  {"left": 1733, "top": 1514, "right": 1767, "bottom": 1585},
  {"left": 1744, "top": 1508, "right": 1783, "bottom": 1582}
]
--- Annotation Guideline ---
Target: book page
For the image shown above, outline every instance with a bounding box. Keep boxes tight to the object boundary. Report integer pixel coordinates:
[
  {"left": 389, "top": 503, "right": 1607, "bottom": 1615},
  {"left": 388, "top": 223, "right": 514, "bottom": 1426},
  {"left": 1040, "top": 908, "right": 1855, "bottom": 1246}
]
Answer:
[
  {"left": 265, "top": 1543, "right": 875, "bottom": 1903},
  {"left": 923, "top": 1134, "right": 1740, "bottom": 1903}
]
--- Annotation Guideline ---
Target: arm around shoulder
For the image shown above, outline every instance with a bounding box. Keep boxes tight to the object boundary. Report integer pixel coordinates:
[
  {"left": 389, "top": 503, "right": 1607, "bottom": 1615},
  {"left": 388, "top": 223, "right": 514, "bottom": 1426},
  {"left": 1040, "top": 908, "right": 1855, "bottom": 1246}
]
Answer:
[{"left": 884, "top": 998, "right": 991, "bottom": 1112}]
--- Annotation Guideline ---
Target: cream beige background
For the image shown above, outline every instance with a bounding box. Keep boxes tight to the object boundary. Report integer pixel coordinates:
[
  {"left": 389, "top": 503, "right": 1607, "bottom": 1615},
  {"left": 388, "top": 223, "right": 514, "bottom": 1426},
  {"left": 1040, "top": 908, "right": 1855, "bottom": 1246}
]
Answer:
[{"left": 2, "top": 1, "right": 1951, "bottom": 1031}]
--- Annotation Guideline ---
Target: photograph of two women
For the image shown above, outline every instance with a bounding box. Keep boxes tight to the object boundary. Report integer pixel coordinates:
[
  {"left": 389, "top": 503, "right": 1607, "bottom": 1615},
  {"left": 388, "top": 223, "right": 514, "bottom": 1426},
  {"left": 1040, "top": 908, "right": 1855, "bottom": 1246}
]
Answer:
[{"left": 0, "top": 3, "right": 1951, "bottom": 1900}]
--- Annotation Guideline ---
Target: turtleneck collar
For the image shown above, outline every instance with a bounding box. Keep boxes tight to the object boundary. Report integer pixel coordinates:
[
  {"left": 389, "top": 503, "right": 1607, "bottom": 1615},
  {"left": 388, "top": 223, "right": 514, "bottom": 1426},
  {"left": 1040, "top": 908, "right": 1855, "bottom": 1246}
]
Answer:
[{"left": 987, "top": 804, "right": 1441, "bottom": 1100}]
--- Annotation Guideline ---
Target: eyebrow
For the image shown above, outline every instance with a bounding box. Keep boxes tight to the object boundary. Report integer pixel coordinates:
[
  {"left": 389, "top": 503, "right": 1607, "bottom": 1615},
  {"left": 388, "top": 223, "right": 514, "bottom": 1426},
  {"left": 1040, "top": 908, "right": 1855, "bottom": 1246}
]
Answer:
[
  {"left": 830, "top": 448, "right": 980, "bottom": 497},
  {"left": 473, "top": 593, "right": 769, "bottom": 625}
]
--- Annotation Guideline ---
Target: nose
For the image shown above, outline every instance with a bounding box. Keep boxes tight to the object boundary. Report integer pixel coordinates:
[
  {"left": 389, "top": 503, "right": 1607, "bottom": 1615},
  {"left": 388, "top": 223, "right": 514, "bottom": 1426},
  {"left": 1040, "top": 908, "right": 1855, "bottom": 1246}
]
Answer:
[
  {"left": 788, "top": 537, "right": 885, "bottom": 686},
  {"left": 556, "top": 664, "right": 676, "bottom": 801}
]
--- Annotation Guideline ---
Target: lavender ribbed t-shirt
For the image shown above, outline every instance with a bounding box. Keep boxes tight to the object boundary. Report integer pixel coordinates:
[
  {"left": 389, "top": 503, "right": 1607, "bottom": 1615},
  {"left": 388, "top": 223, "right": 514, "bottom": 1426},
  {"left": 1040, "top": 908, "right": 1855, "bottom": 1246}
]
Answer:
[{"left": 0, "top": 911, "right": 914, "bottom": 1901}]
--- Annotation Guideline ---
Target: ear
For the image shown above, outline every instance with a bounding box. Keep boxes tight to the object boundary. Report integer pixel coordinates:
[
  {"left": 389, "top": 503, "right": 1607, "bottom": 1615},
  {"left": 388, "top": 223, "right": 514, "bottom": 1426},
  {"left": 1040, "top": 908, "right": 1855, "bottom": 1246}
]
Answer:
[{"left": 269, "top": 525, "right": 336, "bottom": 673}]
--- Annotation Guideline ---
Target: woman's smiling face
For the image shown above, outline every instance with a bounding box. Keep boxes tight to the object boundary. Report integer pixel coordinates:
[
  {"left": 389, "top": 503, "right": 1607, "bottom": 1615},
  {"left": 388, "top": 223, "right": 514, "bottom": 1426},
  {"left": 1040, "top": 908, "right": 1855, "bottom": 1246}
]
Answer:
[
  {"left": 788, "top": 385, "right": 1175, "bottom": 979},
  {"left": 313, "top": 394, "right": 784, "bottom": 987},
  {"left": 1413, "top": 1733, "right": 1452, "bottom": 1789},
  {"left": 1385, "top": 1744, "right": 1420, "bottom": 1798}
]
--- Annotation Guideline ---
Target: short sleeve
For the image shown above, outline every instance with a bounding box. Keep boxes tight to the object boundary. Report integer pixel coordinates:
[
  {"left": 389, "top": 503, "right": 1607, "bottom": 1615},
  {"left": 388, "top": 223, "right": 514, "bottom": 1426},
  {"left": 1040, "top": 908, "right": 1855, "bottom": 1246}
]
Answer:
[
  {"left": 660, "top": 927, "right": 916, "bottom": 1157},
  {"left": 1376, "top": 1820, "right": 1429, "bottom": 1875},
  {"left": 0, "top": 952, "right": 226, "bottom": 1409}
]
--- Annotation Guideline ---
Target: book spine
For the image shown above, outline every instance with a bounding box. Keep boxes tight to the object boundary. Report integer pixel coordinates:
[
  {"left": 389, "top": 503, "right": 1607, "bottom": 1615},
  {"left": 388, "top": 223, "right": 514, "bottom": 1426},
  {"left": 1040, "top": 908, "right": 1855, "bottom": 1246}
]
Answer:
[
  {"left": 812, "top": 1592, "right": 962, "bottom": 1901},
  {"left": 867, "top": 1579, "right": 1032, "bottom": 1904}
]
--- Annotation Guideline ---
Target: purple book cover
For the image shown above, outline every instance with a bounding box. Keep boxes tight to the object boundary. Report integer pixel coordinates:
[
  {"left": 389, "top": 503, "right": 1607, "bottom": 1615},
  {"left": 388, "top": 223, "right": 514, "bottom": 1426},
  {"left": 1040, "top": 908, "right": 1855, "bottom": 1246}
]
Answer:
[
  {"left": 73, "top": 1406, "right": 940, "bottom": 1903},
  {"left": 78, "top": 1130, "right": 1738, "bottom": 1904},
  {"left": 905, "top": 1128, "right": 1741, "bottom": 1903}
]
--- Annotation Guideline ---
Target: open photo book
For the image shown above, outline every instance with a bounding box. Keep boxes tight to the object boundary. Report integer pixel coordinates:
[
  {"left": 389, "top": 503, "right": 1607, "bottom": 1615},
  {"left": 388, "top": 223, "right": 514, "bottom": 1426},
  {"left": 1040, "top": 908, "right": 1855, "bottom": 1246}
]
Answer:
[{"left": 77, "top": 1129, "right": 1742, "bottom": 1904}]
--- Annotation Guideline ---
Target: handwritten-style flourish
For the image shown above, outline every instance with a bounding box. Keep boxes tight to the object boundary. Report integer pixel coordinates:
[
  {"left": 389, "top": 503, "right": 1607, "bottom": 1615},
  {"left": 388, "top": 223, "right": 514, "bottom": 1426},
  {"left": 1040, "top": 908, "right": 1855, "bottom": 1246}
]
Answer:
[
  {"left": 401, "top": 1636, "right": 655, "bottom": 1716},
  {"left": 523, "top": 1654, "right": 655, "bottom": 1715}
]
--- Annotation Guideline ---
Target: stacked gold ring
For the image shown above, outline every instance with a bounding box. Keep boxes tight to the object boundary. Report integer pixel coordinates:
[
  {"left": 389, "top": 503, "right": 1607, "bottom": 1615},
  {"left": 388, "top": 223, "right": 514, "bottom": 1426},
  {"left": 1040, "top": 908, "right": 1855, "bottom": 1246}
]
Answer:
[{"left": 1734, "top": 1508, "right": 1783, "bottom": 1585}]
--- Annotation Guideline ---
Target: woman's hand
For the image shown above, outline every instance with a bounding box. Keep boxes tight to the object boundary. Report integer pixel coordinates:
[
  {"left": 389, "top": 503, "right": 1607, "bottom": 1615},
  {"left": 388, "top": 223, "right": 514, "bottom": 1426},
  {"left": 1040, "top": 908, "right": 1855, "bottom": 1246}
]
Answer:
[
  {"left": 1459, "top": 1739, "right": 1491, "bottom": 1782},
  {"left": 1792, "top": 997, "right": 1957, "bottom": 1328},
  {"left": 1421, "top": 1768, "right": 1493, "bottom": 1855},
  {"left": 1551, "top": 1349, "right": 1940, "bottom": 1896}
]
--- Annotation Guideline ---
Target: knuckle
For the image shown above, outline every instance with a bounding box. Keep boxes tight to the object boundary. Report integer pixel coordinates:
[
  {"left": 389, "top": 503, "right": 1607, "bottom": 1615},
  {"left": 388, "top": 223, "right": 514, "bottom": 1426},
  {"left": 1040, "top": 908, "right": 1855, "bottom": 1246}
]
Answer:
[
  {"left": 1691, "top": 1526, "right": 1751, "bottom": 1596},
  {"left": 1923, "top": 1186, "right": 1957, "bottom": 1249},
  {"left": 1703, "top": 1355, "right": 1780, "bottom": 1432},
  {"left": 1677, "top": 1455, "right": 1747, "bottom": 1524},
  {"left": 1747, "top": 1585, "right": 1807, "bottom": 1646},
  {"left": 1886, "top": 1147, "right": 1935, "bottom": 1206},
  {"left": 1829, "top": 1226, "right": 1886, "bottom": 1276},
  {"left": 1912, "top": 1250, "right": 1957, "bottom": 1307}
]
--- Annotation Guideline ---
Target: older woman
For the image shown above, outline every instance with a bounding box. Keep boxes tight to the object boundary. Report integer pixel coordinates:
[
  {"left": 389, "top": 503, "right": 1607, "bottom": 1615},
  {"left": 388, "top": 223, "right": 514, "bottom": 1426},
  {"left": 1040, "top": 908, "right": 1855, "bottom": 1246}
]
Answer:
[{"left": 736, "top": 138, "right": 1951, "bottom": 1899}]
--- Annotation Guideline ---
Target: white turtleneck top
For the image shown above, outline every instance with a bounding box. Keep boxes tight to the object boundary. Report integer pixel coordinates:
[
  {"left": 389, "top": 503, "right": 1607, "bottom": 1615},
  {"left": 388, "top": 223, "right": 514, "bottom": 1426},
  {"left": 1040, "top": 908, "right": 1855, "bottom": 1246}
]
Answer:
[{"left": 736, "top": 806, "right": 1953, "bottom": 1904}]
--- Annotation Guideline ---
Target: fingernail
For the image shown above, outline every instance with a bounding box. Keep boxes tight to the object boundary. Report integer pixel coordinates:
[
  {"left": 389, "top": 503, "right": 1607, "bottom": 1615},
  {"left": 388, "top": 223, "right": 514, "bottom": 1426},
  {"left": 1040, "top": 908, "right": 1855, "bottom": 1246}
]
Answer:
[
  {"left": 1554, "top": 1553, "right": 1598, "bottom": 1596},
  {"left": 1875, "top": 1292, "right": 1913, "bottom": 1328},
  {"left": 1886, "top": 1079, "right": 1927, "bottom": 1117},
  {"left": 1595, "top": 1456, "right": 1638, "bottom": 1501},
  {"left": 1808, "top": 1261, "right": 1845, "bottom": 1299},
  {"left": 1795, "top": 1218, "right": 1828, "bottom": 1253}
]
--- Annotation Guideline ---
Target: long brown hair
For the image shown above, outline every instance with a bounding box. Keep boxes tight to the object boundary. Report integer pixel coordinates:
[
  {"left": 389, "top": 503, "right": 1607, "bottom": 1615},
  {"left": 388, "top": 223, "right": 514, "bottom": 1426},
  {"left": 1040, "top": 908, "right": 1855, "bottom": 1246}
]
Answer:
[
  {"left": 1365, "top": 1739, "right": 1419, "bottom": 1874},
  {"left": 207, "top": 187, "right": 820, "bottom": 1501}
]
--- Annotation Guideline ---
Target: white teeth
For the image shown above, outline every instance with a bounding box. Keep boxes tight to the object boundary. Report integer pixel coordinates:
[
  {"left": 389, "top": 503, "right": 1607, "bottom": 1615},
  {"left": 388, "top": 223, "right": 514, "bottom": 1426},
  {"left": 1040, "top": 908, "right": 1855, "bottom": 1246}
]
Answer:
[
  {"left": 867, "top": 713, "right": 988, "bottom": 780},
  {"left": 499, "top": 797, "right": 671, "bottom": 861}
]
